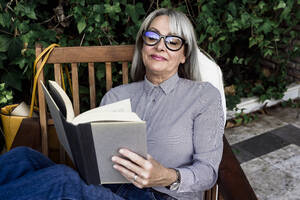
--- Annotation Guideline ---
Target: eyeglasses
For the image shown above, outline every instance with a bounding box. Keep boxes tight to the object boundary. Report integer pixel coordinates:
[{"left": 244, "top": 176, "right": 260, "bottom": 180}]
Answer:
[{"left": 142, "top": 30, "right": 185, "bottom": 51}]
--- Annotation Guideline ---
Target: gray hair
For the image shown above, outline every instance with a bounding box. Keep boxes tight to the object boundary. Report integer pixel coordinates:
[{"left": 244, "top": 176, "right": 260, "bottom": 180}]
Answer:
[{"left": 131, "top": 8, "right": 202, "bottom": 81}]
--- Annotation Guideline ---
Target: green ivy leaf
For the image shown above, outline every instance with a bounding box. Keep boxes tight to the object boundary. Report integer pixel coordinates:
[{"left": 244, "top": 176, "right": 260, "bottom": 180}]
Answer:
[
  {"left": 136, "top": 2, "right": 145, "bottom": 16},
  {"left": 21, "top": 30, "right": 36, "bottom": 43},
  {"left": 96, "top": 68, "right": 105, "bottom": 81},
  {"left": 258, "top": 1, "right": 266, "bottom": 10},
  {"left": 218, "top": 36, "right": 226, "bottom": 42},
  {"left": 259, "top": 20, "right": 273, "bottom": 34},
  {"left": 79, "top": 0, "right": 85, "bottom": 6},
  {"left": 0, "top": 53, "right": 7, "bottom": 60},
  {"left": 0, "top": 59, "right": 3, "bottom": 69},
  {"left": 240, "top": 13, "right": 250, "bottom": 27},
  {"left": 104, "top": 2, "right": 121, "bottom": 14},
  {"left": 0, "top": 13, "right": 8, "bottom": 27},
  {"left": 1, "top": 71, "right": 22, "bottom": 91},
  {"left": 24, "top": 5, "right": 37, "bottom": 20},
  {"left": 0, "top": 35, "right": 10, "bottom": 52},
  {"left": 77, "top": 18, "right": 86, "bottom": 34},
  {"left": 160, "top": 0, "right": 172, "bottom": 8},
  {"left": 228, "top": 2, "right": 237, "bottom": 16},
  {"left": 8, "top": 37, "right": 23, "bottom": 60},
  {"left": 95, "top": 14, "right": 101, "bottom": 23},
  {"left": 18, "top": 21, "right": 30, "bottom": 34},
  {"left": 93, "top": 4, "right": 103, "bottom": 13},
  {"left": 274, "top": 1, "right": 286, "bottom": 10},
  {"left": 10, "top": 57, "right": 26, "bottom": 69},
  {"left": 87, "top": 26, "right": 94, "bottom": 33},
  {"left": 126, "top": 5, "right": 138, "bottom": 23}
]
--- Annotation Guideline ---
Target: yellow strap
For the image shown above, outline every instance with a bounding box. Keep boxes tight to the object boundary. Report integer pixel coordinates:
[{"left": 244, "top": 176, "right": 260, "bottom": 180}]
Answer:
[
  {"left": 33, "top": 44, "right": 60, "bottom": 107},
  {"left": 61, "top": 65, "right": 66, "bottom": 91},
  {"left": 33, "top": 44, "right": 60, "bottom": 75},
  {"left": 29, "top": 44, "right": 60, "bottom": 117}
]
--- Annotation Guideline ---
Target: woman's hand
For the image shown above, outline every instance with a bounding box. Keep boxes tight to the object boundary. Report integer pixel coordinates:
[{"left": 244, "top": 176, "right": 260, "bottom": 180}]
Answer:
[{"left": 111, "top": 148, "right": 177, "bottom": 189}]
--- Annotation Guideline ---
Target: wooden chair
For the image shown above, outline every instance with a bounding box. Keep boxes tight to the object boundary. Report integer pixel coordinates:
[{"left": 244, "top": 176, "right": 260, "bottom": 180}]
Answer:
[{"left": 36, "top": 44, "right": 257, "bottom": 200}]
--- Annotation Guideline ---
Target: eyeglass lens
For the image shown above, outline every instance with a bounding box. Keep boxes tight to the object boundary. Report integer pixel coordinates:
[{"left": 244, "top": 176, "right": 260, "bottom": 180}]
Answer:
[{"left": 143, "top": 31, "right": 184, "bottom": 51}]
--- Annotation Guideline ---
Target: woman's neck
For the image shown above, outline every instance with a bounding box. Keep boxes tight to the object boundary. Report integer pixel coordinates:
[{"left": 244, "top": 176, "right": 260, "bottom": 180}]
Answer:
[{"left": 145, "top": 71, "right": 177, "bottom": 85}]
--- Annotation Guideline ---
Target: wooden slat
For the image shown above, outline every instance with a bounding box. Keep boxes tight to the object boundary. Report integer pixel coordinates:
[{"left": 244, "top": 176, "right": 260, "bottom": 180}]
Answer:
[
  {"left": 35, "top": 44, "right": 48, "bottom": 156},
  {"left": 88, "top": 63, "right": 96, "bottom": 109},
  {"left": 204, "top": 189, "right": 211, "bottom": 200},
  {"left": 212, "top": 185, "right": 217, "bottom": 200},
  {"left": 54, "top": 63, "right": 66, "bottom": 163},
  {"left": 105, "top": 62, "right": 112, "bottom": 91},
  {"left": 122, "top": 62, "right": 128, "bottom": 84},
  {"left": 54, "top": 64, "right": 62, "bottom": 85},
  {"left": 71, "top": 63, "right": 80, "bottom": 116},
  {"left": 46, "top": 45, "right": 134, "bottom": 63}
]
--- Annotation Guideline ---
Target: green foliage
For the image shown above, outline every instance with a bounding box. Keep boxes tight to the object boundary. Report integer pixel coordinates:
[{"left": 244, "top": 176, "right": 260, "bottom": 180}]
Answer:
[
  {"left": 0, "top": 83, "right": 13, "bottom": 107},
  {"left": 0, "top": 0, "right": 299, "bottom": 110},
  {"left": 234, "top": 110, "right": 258, "bottom": 125}
]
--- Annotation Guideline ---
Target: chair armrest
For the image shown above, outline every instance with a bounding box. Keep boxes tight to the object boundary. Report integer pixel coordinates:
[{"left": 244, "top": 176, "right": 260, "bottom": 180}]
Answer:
[{"left": 217, "top": 136, "right": 258, "bottom": 200}]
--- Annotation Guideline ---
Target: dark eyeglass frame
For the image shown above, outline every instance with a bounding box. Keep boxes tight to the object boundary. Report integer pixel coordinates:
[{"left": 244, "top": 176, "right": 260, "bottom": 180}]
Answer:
[{"left": 142, "top": 30, "right": 185, "bottom": 51}]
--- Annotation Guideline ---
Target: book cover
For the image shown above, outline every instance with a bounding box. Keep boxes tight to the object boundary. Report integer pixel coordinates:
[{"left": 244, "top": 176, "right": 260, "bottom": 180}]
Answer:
[{"left": 41, "top": 80, "right": 147, "bottom": 184}]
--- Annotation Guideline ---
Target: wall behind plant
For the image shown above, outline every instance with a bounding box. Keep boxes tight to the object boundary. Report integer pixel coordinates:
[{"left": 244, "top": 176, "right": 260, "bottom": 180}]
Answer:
[{"left": 0, "top": 0, "right": 299, "bottom": 110}]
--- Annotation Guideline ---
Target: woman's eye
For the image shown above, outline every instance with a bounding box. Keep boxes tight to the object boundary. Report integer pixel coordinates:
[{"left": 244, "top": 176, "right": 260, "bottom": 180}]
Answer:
[
  {"left": 169, "top": 41, "right": 178, "bottom": 45},
  {"left": 148, "top": 36, "right": 158, "bottom": 41},
  {"left": 167, "top": 38, "right": 179, "bottom": 45}
]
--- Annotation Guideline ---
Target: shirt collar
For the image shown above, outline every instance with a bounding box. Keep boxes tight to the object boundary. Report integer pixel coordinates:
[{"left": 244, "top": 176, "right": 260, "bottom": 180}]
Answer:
[{"left": 144, "top": 73, "right": 179, "bottom": 95}]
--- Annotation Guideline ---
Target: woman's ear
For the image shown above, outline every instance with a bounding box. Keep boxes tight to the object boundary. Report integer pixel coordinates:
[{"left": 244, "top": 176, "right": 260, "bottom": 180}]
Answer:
[{"left": 180, "top": 56, "right": 186, "bottom": 64}]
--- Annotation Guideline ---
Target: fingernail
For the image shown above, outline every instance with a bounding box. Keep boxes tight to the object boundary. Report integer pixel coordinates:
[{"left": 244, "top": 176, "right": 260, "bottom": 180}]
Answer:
[
  {"left": 112, "top": 156, "right": 116, "bottom": 161},
  {"left": 119, "top": 149, "right": 124, "bottom": 154}
]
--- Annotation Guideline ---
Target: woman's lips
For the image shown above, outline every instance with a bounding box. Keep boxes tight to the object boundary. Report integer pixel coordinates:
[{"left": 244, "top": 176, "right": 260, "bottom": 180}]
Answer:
[{"left": 151, "top": 54, "right": 166, "bottom": 61}]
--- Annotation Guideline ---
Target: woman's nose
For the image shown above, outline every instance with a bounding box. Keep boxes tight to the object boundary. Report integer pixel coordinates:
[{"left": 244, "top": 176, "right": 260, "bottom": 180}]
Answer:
[{"left": 156, "top": 38, "right": 166, "bottom": 51}]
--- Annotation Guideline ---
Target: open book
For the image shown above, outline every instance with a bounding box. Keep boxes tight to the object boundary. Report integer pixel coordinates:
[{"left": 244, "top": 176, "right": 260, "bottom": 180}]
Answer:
[{"left": 41, "top": 80, "right": 147, "bottom": 185}]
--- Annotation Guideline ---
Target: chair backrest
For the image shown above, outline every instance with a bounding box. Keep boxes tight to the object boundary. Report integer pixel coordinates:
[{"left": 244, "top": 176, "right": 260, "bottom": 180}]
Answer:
[
  {"left": 36, "top": 44, "right": 134, "bottom": 156},
  {"left": 36, "top": 44, "right": 257, "bottom": 200}
]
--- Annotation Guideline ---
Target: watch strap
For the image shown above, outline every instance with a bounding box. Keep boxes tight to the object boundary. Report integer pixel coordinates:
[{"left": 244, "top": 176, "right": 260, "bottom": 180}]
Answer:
[{"left": 166, "top": 168, "right": 181, "bottom": 191}]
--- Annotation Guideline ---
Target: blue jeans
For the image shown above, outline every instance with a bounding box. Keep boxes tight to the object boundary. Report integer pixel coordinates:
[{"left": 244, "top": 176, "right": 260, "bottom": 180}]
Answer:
[{"left": 0, "top": 147, "right": 170, "bottom": 200}]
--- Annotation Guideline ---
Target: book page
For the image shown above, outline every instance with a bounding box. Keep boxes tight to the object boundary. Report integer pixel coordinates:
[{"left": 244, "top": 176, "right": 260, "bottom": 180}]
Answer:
[
  {"left": 78, "top": 99, "right": 132, "bottom": 119},
  {"left": 72, "top": 112, "right": 143, "bottom": 125},
  {"left": 48, "top": 80, "right": 75, "bottom": 122},
  {"left": 97, "top": 99, "right": 132, "bottom": 112},
  {"left": 72, "top": 99, "right": 140, "bottom": 125}
]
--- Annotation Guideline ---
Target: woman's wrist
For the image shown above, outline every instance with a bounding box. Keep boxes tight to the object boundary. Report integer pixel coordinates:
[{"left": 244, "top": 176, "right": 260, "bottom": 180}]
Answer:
[{"left": 164, "top": 168, "right": 178, "bottom": 186}]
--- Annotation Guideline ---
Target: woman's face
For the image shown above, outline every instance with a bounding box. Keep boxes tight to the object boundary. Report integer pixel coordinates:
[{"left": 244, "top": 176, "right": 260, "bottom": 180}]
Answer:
[{"left": 142, "top": 15, "right": 186, "bottom": 82}]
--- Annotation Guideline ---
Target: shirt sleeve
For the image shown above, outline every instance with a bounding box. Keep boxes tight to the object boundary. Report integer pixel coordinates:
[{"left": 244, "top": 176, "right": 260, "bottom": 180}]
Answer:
[{"left": 177, "top": 87, "right": 224, "bottom": 193}]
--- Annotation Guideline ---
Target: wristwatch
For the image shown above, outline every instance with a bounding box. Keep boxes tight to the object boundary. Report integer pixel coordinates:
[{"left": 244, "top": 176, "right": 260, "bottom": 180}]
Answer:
[{"left": 166, "top": 168, "right": 181, "bottom": 191}]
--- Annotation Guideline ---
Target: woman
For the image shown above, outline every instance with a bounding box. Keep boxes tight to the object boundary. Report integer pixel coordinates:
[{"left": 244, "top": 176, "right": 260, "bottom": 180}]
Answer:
[{"left": 0, "top": 8, "right": 224, "bottom": 200}]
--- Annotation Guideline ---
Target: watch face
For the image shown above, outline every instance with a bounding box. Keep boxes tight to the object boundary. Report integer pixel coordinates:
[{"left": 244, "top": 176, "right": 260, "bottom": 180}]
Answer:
[{"left": 170, "top": 182, "right": 180, "bottom": 191}]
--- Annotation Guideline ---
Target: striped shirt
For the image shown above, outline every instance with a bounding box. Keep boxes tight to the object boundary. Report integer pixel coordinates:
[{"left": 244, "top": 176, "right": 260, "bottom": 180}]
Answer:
[{"left": 100, "top": 73, "right": 224, "bottom": 200}]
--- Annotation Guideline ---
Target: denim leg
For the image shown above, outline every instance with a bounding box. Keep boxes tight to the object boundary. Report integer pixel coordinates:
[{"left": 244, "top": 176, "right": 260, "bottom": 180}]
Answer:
[
  {"left": 0, "top": 164, "right": 125, "bottom": 200},
  {"left": 113, "top": 184, "right": 158, "bottom": 200},
  {"left": 105, "top": 184, "right": 172, "bottom": 200},
  {"left": 0, "top": 146, "right": 55, "bottom": 185}
]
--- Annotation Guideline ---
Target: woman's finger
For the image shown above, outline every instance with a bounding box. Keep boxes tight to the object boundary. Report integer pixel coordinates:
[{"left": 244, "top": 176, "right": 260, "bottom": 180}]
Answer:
[
  {"left": 116, "top": 165, "right": 145, "bottom": 188},
  {"left": 112, "top": 156, "right": 144, "bottom": 176},
  {"left": 118, "top": 149, "right": 148, "bottom": 167}
]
